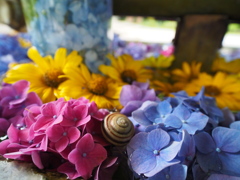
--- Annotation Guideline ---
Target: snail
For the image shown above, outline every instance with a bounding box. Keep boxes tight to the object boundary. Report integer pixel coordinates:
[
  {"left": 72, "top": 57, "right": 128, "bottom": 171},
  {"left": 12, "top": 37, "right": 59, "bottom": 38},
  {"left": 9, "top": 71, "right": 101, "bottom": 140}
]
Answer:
[{"left": 101, "top": 112, "right": 135, "bottom": 146}]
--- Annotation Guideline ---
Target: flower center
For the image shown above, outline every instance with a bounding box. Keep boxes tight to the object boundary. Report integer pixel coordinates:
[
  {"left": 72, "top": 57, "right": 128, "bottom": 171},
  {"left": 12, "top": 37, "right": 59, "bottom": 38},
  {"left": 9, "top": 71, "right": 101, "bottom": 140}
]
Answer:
[
  {"left": 205, "top": 85, "right": 221, "bottom": 97},
  {"left": 87, "top": 76, "right": 108, "bottom": 95},
  {"left": 216, "top": 147, "right": 221, "bottom": 153},
  {"left": 121, "top": 70, "right": 137, "bottom": 84},
  {"left": 43, "top": 69, "right": 66, "bottom": 88},
  {"left": 153, "top": 150, "right": 160, "bottom": 156},
  {"left": 63, "top": 132, "right": 67, "bottom": 136}
]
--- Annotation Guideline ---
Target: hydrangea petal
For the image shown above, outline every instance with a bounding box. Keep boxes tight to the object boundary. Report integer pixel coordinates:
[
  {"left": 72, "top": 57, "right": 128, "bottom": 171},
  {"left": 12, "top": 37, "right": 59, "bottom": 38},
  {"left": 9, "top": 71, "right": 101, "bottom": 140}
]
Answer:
[
  {"left": 68, "top": 127, "right": 80, "bottom": 143},
  {"left": 194, "top": 132, "right": 215, "bottom": 154},
  {"left": 173, "top": 104, "right": 191, "bottom": 120},
  {"left": 196, "top": 151, "right": 222, "bottom": 172},
  {"left": 148, "top": 129, "right": 170, "bottom": 150},
  {"left": 120, "top": 85, "right": 143, "bottom": 106},
  {"left": 230, "top": 121, "right": 240, "bottom": 131},
  {"left": 164, "top": 114, "right": 182, "bottom": 128},
  {"left": 144, "top": 157, "right": 179, "bottom": 177},
  {"left": 218, "top": 152, "right": 240, "bottom": 177},
  {"left": 161, "top": 141, "right": 183, "bottom": 162},
  {"left": 120, "top": 101, "right": 142, "bottom": 116},
  {"left": 183, "top": 112, "right": 208, "bottom": 134},
  {"left": 169, "top": 164, "right": 188, "bottom": 180},
  {"left": 46, "top": 125, "right": 64, "bottom": 142},
  {"left": 55, "top": 136, "right": 69, "bottom": 152},
  {"left": 157, "top": 100, "right": 172, "bottom": 116},
  {"left": 132, "top": 109, "right": 152, "bottom": 126},
  {"left": 32, "top": 151, "right": 43, "bottom": 169},
  {"left": 130, "top": 148, "right": 156, "bottom": 174},
  {"left": 141, "top": 89, "right": 158, "bottom": 101},
  {"left": 212, "top": 127, "right": 240, "bottom": 153},
  {"left": 76, "top": 133, "right": 94, "bottom": 152},
  {"left": 144, "top": 105, "right": 160, "bottom": 121}
]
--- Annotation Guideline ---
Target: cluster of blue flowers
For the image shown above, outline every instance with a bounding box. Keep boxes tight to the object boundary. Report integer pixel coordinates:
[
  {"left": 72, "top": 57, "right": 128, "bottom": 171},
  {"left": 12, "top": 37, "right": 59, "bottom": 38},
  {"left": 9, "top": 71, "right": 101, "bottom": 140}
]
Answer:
[
  {"left": 28, "top": 0, "right": 112, "bottom": 73},
  {"left": 122, "top": 85, "right": 240, "bottom": 180},
  {"left": 0, "top": 33, "right": 30, "bottom": 75}
]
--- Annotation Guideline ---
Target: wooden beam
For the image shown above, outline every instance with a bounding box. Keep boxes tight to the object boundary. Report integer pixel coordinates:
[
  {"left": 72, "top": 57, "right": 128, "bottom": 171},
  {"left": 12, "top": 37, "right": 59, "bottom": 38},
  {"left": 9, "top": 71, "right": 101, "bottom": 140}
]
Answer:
[
  {"left": 172, "top": 15, "right": 228, "bottom": 72},
  {"left": 113, "top": 0, "right": 240, "bottom": 21}
]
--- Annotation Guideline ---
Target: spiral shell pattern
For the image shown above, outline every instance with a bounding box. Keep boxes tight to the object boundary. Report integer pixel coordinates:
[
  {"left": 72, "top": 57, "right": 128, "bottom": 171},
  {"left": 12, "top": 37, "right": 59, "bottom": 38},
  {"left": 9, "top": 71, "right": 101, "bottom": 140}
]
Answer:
[{"left": 101, "top": 112, "right": 135, "bottom": 146}]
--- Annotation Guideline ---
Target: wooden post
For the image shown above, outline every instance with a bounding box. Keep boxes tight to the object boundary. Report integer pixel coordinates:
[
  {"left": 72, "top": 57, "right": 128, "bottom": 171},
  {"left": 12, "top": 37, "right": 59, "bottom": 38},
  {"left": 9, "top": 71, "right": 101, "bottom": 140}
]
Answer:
[{"left": 173, "top": 15, "right": 228, "bottom": 72}]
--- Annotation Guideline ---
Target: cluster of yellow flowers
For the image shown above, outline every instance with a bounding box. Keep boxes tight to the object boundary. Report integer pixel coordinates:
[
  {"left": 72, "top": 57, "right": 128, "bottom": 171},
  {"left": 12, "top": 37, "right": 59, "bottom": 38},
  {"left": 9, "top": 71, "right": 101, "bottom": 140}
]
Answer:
[
  {"left": 3, "top": 47, "right": 151, "bottom": 110},
  {"left": 151, "top": 55, "right": 240, "bottom": 111},
  {"left": 4, "top": 47, "right": 240, "bottom": 111}
]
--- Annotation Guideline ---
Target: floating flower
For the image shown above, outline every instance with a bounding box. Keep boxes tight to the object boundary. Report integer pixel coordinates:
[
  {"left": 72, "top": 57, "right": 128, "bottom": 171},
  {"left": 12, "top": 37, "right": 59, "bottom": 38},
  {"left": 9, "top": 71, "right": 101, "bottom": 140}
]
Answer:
[
  {"left": 99, "top": 54, "right": 152, "bottom": 85},
  {"left": 3, "top": 47, "right": 83, "bottom": 103},
  {"left": 184, "top": 72, "right": 240, "bottom": 111},
  {"left": 68, "top": 133, "right": 107, "bottom": 180},
  {"left": 59, "top": 64, "right": 122, "bottom": 109},
  {"left": 127, "top": 128, "right": 183, "bottom": 177},
  {"left": 120, "top": 81, "right": 159, "bottom": 116}
]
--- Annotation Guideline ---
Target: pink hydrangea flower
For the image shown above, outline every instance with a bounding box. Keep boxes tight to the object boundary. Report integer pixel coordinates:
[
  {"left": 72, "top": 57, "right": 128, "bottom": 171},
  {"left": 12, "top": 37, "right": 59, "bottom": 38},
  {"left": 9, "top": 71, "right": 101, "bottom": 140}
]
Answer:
[
  {"left": 33, "top": 99, "right": 67, "bottom": 131},
  {"left": 68, "top": 133, "right": 107, "bottom": 179},
  {"left": 61, "top": 102, "right": 91, "bottom": 127},
  {"left": 46, "top": 124, "right": 80, "bottom": 152}
]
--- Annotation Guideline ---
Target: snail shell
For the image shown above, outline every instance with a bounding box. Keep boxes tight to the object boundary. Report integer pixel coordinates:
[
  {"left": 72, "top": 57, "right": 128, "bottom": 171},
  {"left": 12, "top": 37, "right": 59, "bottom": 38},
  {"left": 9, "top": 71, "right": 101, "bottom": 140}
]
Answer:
[{"left": 101, "top": 112, "right": 135, "bottom": 146}]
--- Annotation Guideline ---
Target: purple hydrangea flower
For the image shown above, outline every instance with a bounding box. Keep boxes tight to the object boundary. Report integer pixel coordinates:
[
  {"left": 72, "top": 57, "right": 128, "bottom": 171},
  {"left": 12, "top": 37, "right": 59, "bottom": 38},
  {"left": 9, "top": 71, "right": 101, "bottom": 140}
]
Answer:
[
  {"left": 127, "top": 128, "right": 183, "bottom": 177},
  {"left": 120, "top": 81, "right": 158, "bottom": 116},
  {"left": 194, "top": 127, "right": 240, "bottom": 177}
]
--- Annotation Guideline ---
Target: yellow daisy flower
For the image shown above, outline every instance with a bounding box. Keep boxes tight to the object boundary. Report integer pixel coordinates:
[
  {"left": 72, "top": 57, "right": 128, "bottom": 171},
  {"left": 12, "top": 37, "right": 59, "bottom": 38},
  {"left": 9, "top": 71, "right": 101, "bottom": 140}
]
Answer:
[
  {"left": 3, "top": 47, "right": 83, "bottom": 103},
  {"left": 99, "top": 54, "right": 152, "bottom": 85},
  {"left": 184, "top": 72, "right": 240, "bottom": 111},
  {"left": 59, "top": 64, "right": 122, "bottom": 110},
  {"left": 212, "top": 56, "right": 240, "bottom": 74},
  {"left": 141, "top": 55, "right": 175, "bottom": 69},
  {"left": 171, "top": 61, "right": 202, "bottom": 83}
]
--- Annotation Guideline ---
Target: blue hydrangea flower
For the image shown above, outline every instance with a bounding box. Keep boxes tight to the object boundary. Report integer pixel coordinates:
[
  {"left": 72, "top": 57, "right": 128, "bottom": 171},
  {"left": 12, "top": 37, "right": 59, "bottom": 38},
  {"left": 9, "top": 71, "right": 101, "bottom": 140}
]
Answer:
[
  {"left": 147, "top": 164, "right": 188, "bottom": 180},
  {"left": 194, "top": 127, "right": 240, "bottom": 177},
  {"left": 173, "top": 87, "right": 224, "bottom": 127},
  {"left": 169, "top": 104, "right": 209, "bottom": 134},
  {"left": 132, "top": 100, "right": 174, "bottom": 127},
  {"left": 127, "top": 128, "right": 183, "bottom": 177},
  {"left": 69, "top": 0, "right": 89, "bottom": 24}
]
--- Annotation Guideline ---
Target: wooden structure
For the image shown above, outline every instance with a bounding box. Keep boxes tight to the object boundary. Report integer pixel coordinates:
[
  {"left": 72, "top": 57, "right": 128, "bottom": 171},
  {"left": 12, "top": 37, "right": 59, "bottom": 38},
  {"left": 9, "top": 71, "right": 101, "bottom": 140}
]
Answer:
[{"left": 113, "top": 0, "right": 240, "bottom": 72}]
